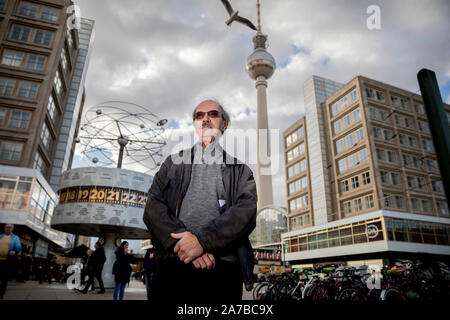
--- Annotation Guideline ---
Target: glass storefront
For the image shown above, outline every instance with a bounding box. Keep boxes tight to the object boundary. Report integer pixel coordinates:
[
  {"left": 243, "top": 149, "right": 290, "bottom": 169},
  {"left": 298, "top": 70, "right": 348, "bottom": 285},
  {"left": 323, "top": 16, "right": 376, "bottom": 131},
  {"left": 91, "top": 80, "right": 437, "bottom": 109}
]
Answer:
[
  {"left": 284, "top": 218, "right": 384, "bottom": 253},
  {"left": 284, "top": 216, "right": 450, "bottom": 254},
  {"left": 250, "top": 207, "right": 287, "bottom": 248}
]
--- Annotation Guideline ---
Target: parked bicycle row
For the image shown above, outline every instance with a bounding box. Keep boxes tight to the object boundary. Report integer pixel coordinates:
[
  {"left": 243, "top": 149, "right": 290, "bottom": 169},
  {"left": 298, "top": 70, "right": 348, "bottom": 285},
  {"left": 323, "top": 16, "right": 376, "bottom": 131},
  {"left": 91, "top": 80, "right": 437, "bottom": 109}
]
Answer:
[{"left": 253, "top": 260, "right": 450, "bottom": 301}]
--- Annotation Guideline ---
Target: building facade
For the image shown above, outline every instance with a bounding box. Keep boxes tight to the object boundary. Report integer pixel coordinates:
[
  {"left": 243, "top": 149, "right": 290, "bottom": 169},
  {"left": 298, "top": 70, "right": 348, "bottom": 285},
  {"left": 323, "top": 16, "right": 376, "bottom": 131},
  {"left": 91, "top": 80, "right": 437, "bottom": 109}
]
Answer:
[
  {"left": 0, "top": 0, "right": 94, "bottom": 257},
  {"left": 282, "top": 75, "right": 450, "bottom": 267}
]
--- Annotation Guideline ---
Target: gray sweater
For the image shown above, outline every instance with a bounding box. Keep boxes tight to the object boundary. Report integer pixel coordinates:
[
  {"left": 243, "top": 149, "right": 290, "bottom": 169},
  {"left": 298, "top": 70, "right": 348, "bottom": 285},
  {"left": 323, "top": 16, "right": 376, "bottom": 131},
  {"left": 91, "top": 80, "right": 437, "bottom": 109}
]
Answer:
[{"left": 178, "top": 141, "right": 237, "bottom": 262}]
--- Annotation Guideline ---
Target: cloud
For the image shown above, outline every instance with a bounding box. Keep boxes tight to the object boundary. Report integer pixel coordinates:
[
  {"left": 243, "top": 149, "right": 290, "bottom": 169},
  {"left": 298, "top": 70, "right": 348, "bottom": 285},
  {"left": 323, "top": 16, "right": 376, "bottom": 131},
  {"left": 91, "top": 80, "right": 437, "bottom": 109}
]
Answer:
[{"left": 75, "top": 0, "right": 450, "bottom": 209}]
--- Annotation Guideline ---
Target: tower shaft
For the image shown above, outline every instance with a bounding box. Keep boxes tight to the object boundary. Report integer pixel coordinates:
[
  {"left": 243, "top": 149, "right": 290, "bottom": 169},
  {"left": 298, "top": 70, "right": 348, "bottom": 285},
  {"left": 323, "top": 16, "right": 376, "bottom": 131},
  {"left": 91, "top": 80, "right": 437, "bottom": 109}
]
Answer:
[{"left": 256, "top": 75, "right": 274, "bottom": 208}]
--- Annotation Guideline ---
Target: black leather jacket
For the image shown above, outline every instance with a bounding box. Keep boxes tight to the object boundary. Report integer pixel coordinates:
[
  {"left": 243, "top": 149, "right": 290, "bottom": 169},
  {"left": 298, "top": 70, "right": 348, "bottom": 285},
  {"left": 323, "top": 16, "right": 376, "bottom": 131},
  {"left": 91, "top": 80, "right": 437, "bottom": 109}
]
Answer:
[{"left": 143, "top": 145, "right": 257, "bottom": 289}]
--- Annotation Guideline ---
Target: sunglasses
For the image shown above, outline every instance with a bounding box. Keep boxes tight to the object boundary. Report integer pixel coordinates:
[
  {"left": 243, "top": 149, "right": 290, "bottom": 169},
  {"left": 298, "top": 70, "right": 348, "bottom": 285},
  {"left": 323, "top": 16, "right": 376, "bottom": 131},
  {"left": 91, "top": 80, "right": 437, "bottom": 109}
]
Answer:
[{"left": 194, "top": 110, "right": 222, "bottom": 121}]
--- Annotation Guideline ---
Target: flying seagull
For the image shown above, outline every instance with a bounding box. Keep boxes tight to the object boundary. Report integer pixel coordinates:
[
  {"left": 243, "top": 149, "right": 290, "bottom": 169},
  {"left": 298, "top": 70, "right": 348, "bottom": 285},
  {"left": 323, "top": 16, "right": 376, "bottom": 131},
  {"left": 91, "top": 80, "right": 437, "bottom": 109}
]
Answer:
[{"left": 220, "top": 0, "right": 257, "bottom": 31}]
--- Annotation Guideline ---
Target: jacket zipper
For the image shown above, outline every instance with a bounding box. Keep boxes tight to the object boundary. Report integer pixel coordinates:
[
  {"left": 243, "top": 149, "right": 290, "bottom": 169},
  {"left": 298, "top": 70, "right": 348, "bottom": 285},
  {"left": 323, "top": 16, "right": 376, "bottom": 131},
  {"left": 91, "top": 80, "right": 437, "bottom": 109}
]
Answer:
[{"left": 175, "top": 162, "right": 184, "bottom": 217}]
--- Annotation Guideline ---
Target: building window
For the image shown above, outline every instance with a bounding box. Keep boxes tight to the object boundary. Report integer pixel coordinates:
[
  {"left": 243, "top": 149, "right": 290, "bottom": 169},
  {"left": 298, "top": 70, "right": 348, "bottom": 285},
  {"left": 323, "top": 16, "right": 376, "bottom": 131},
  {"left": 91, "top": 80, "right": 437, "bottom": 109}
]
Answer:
[
  {"left": 418, "top": 121, "right": 430, "bottom": 133},
  {"left": 383, "top": 129, "right": 393, "bottom": 141},
  {"left": 407, "top": 176, "right": 416, "bottom": 188},
  {"left": 10, "top": 25, "right": 31, "bottom": 42},
  {"left": 8, "top": 110, "right": 31, "bottom": 129},
  {"left": 343, "top": 202, "right": 352, "bottom": 215},
  {"left": 340, "top": 180, "right": 349, "bottom": 193},
  {"left": 395, "top": 196, "right": 404, "bottom": 209},
  {"left": 40, "top": 7, "right": 59, "bottom": 22},
  {"left": 411, "top": 198, "right": 420, "bottom": 211},
  {"left": 369, "top": 106, "right": 377, "bottom": 119},
  {"left": 286, "top": 135, "right": 292, "bottom": 148},
  {"left": 336, "top": 139, "right": 344, "bottom": 153},
  {"left": 1, "top": 50, "right": 24, "bottom": 67},
  {"left": 414, "top": 103, "right": 425, "bottom": 114},
  {"left": 391, "top": 96, "right": 400, "bottom": 107},
  {"left": 351, "top": 176, "right": 359, "bottom": 189},
  {"left": 362, "top": 172, "right": 370, "bottom": 185},
  {"left": 301, "top": 176, "right": 307, "bottom": 189},
  {"left": 333, "top": 120, "right": 342, "bottom": 134},
  {"left": 350, "top": 90, "right": 358, "bottom": 103},
  {"left": 348, "top": 154, "right": 357, "bottom": 168},
  {"left": 26, "top": 54, "right": 46, "bottom": 71},
  {"left": 298, "top": 127, "right": 304, "bottom": 138},
  {"left": 17, "top": 81, "right": 38, "bottom": 99},
  {"left": 341, "top": 96, "right": 348, "bottom": 109},
  {"left": 431, "top": 180, "right": 443, "bottom": 193},
  {"left": 300, "top": 159, "right": 306, "bottom": 172},
  {"left": 376, "top": 148, "right": 386, "bottom": 161},
  {"left": 0, "top": 78, "right": 16, "bottom": 96},
  {"left": 54, "top": 70, "right": 63, "bottom": 97},
  {"left": 343, "top": 114, "right": 351, "bottom": 127},
  {"left": 352, "top": 108, "right": 361, "bottom": 122},
  {"left": 338, "top": 158, "right": 347, "bottom": 173},
  {"left": 33, "top": 151, "right": 48, "bottom": 176},
  {"left": 358, "top": 149, "right": 367, "bottom": 163},
  {"left": 354, "top": 199, "right": 363, "bottom": 212},
  {"left": 331, "top": 103, "right": 339, "bottom": 116},
  {"left": 380, "top": 171, "right": 388, "bottom": 184},
  {"left": 436, "top": 202, "right": 449, "bottom": 215},
  {"left": 372, "top": 127, "right": 381, "bottom": 138},
  {"left": 417, "top": 177, "right": 426, "bottom": 190},
  {"left": 394, "top": 114, "right": 402, "bottom": 125},
  {"left": 40, "top": 122, "right": 53, "bottom": 153},
  {"left": 391, "top": 173, "right": 400, "bottom": 185},
  {"left": 18, "top": 1, "right": 37, "bottom": 17},
  {"left": 0, "top": 141, "right": 23, "bottom": 161},
  {"left": 299, "top": 143, "right": 305, "bottom": 155},
  {"left": 384, "top": 194, "right": 393, "bottom": 208},
  {"left": 422, "top": 199, "right": 431, "bottom": 213},
  {"left": 387, "top": 150, "right": 396, "bottom": 163},
  {"left": 402, "top": 154, "right": 411, "bottom": 166},
  {"left": 33, "top": 30, "right": 52, "bottom": 46},
  {"left": 355, "top": 128, "right": 364, "bottom": 143},
  {"left": 409, "top": 136, "right": 417, "bottom": 148},
  {"left": 47, "top": 95, "right": 58, "bottom": 125},
  {"left": 399, "top": 134, "right": 406, "bottom": 145},
  {"left": 380, "top": 110, "right": 389, "bottom": 121},
  {"left": 0, "top": 108, "right": 5, "bottom": 125},
  {"left": 365, "top": 88, "right": 374, "bottom": 99},
  {"left": 404, "top": 117, "right": 413, "bottom": 128},
  {"left": 376, "top": 90, "right": 385, "bottom": 102},
  {"left": 0, "top": 0, "right": 7, "bottom": 11},
  {"left": 289, "top": 182, "right": 295, "bottom": 195},
  {"left": 422, "top": 139, "right": 434, "bottom": 152},
  {"left": 365, "top": 195, "right": 374, "bottom": 209},
  {"left": 400, "top": 99, "right": 409, "bottom": 111}
]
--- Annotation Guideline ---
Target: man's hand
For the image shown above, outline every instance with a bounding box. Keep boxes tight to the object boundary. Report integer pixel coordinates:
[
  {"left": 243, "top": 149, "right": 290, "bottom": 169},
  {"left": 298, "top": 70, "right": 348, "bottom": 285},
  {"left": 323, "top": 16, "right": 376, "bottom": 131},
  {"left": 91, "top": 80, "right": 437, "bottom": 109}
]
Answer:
[
  {"left": 192, "top": 253, "right": 215, "bottom": 270},
  {"left": 171, "top": 232, "right": 204, "bottom": 264},
  {"left": 9, "top": 251, "right": 15, "bottom": 256}
]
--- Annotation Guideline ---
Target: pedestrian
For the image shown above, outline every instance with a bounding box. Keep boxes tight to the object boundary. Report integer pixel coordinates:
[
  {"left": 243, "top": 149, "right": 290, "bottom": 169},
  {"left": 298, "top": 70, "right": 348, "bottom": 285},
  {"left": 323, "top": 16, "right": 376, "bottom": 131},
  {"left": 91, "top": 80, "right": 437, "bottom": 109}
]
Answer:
[
  {"left": 0, "top": 224, "right": 22, "bottom": 299},
  {"left": 143, "top": 99, "right": 257, "bottom": 303},
  {"left": 112, "top": 241, "right": 132, "bottom": 301},
  {"left": 143, "top": 246, "right": 155, "bottom": 300},
  {"left": 81, "top": 242, "right": 106, "bottom": 294}
]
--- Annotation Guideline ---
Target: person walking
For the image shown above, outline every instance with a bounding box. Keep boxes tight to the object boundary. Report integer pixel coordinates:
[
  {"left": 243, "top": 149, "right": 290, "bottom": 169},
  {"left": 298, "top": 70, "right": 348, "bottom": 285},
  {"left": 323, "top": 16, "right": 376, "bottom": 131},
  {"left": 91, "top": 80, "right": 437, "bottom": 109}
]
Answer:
[
  {"left": 143, "top": 246, "right": 155, "bottom": 300},
  {"left": 0, "top": 224, "right": 22, "bottom": 299},
  {"left": 112, "top": 241, "right": 132, "bottom": 301},
  {"left": 81, "top": 242, "right": 106, "bottom": 294}
]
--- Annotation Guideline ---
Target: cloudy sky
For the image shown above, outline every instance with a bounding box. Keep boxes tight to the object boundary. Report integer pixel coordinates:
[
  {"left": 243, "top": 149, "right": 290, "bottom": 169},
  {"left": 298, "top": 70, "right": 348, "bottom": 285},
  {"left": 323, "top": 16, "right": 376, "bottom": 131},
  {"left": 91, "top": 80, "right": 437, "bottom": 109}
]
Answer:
[{"left": 73, "top": 0, "right": 450, "bottom": 250}]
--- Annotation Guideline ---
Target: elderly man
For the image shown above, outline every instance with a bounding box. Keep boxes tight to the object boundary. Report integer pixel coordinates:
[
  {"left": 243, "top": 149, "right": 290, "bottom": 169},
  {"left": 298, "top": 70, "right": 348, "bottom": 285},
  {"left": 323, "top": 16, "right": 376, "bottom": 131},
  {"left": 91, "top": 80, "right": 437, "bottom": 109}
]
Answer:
[
  {"left": 0, "top": 224, "right": 22, "bottom": 299},
  {"left": 143, "top": 99, "right": 257, "bottom": 302}
]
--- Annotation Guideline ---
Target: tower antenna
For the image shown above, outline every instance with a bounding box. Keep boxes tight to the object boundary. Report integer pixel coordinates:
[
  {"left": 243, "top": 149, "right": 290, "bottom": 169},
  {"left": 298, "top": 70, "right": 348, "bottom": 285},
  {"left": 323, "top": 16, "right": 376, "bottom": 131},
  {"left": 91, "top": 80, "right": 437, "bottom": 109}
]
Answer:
[{"left": 256, "top": 0, "right": 262, "bottom": 31}]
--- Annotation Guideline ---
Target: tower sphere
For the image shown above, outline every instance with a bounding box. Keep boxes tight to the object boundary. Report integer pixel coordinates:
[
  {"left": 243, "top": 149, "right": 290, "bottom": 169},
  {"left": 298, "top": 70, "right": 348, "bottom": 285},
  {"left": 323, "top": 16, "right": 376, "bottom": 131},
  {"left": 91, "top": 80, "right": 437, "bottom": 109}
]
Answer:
[{"left": 246, "top": 32, "right": 276, "bottom": 80}]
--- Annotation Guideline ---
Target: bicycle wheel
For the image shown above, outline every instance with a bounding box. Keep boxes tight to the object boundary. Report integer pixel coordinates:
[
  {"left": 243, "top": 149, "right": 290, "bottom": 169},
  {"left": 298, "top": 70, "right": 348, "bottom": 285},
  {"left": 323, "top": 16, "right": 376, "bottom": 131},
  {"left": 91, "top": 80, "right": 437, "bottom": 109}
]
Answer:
[
  {"left": 310, "top": 285, "right": 329, "bottom": 301},
  {"left": 381, "top": 287, "right": 404, "bottom": 301},
  {"left": 254, "top": 282, "right": 270, "bottom": 301},
  {"left": 277, "top": 281, "right": 295, "bottom": 301},
  {"left": 337, "top": 288, "right": 367, "bottom": 301}
]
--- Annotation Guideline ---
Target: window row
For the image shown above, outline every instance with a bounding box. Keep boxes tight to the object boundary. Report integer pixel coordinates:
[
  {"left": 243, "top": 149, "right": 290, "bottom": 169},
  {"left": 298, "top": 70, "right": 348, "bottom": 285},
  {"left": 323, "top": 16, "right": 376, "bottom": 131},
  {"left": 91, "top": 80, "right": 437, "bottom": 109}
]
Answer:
[
  {"left": 17, "top": 1, "right": 60, "bottom": 22},
  {"left": 337, "top": 149, "right": 368, "bottom": 173},
  {"left": 0, "top": 77, "right": 39, "bottom": 99},
  {"left": 285, "top": 219, "right": 384, "bottom": 253},
  {"left": 365, "top": 87, "right": 386, "bottom": 103},
  {"left": 342, "top": 194, "right": 375, "bottom": 215},
  {"left": 330, "top": 89, "right": 358, "bottom": 116},
  {"left": 333, "top": 108, "right": 361, "bottom": 135},
  {"left": 289, "top": 214, "right": 311, "bottom": 229},
  {"left": 335, "top": 128, "right": 364, "bottom": 153},
  {"left": 394, "top": 114, "right": 415, "bottom": 130},
  {"left": 289, "top": 194, "right": 309, "bottom": 212},
  {"left": 288, "top": 176, "right": 308, "bottom": 195},
  {"left": 285, "top": 126, "right": 304, "bottom": 148},
  {"left": 286, "top": 142, "right": 305, "bottom": 163},
  {"left": 385, "top": 218, "right": 449, "bottom": 245},
  {"left": 390, "top": 95, "right": 410, "bottom": 111},
  {"left": 376, "top": 148, "right": 397, "bottom": 164},
  {"left": 0, "top": 108, "right": 31, "bottom": 129},
  {"left": 340, "top": 171, "right": 371, "bottom": 193},
  {"left": 1, "top": 49, "right": 47, "bottom": 71},
  {"left": 402, "top": 153, "right": 439, "bottom": 173},
  {"left": 9, "top": 24, "right": 53, "bottom": 46},
  {"left": 287, "top": 159, "right": 307, "bottom": 178}
]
